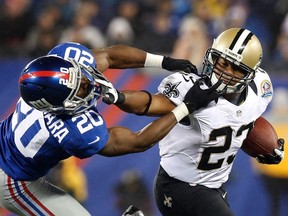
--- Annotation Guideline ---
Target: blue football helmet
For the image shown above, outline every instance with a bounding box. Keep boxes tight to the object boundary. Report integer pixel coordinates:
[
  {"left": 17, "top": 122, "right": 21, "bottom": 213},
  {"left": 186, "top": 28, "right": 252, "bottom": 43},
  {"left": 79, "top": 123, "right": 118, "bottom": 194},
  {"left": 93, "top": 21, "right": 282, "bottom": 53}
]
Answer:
[
  {"left": 19, "top": 56, "right": 102, "bottom": 115},
  {"left": 48, "top": 42, "right": 96, "bottom": 68}
]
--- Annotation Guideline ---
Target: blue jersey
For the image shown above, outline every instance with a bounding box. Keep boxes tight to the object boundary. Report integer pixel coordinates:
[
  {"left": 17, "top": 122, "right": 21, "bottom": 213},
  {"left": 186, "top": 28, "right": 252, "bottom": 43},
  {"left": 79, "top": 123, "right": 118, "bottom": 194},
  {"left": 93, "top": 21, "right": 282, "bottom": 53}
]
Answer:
[{"left": 0, "top": 98, "right": 109, "bottom": 181}]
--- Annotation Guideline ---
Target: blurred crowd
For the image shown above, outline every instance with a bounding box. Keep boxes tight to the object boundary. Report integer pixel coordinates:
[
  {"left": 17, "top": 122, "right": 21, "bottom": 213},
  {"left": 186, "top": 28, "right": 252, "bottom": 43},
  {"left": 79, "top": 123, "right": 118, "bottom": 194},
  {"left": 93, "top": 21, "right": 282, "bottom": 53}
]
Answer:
[
  {"left": 0, "top": 1, "right": 287, "bottom": 215},
  {"left": 0, "top": 0, "right": 288, "bottom": 73}
]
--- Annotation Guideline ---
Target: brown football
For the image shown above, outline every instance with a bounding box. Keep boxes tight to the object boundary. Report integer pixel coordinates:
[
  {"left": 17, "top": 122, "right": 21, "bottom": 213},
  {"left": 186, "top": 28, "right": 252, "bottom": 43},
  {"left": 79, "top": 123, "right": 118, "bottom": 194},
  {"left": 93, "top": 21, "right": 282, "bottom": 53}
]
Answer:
[{"left": 241, "top": 117, "right": 279, "bottom": 158}]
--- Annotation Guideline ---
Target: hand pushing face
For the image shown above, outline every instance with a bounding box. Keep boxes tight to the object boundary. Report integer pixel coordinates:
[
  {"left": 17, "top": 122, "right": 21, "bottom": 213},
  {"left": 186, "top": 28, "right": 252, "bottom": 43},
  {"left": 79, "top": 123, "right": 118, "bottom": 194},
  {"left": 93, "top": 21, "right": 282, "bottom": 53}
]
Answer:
[{"left": 214, "top": 57, "right": 246, "bottom": 86}]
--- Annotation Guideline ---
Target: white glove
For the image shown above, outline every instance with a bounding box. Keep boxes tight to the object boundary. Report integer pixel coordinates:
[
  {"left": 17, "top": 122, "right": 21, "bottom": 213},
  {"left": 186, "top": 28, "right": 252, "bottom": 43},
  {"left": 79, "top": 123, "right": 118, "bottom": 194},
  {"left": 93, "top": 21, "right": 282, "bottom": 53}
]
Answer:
[
  {"left": 88, "top": 67, "right": 125, "bottom": 104},
  {"left": 122, "top": 205, "right": 144, "bottom": 216},
  {"left": 256, "top": 138, "right": 285, "bottom": 164},
  {"left": 100, "top": 83, "right": 125, "bottom": 105}
]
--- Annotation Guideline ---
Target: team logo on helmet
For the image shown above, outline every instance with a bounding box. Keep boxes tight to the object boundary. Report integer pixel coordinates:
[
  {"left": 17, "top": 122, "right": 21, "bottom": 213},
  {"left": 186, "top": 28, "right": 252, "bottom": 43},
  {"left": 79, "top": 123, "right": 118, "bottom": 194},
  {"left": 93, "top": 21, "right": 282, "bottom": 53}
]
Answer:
[{"left": 30, "top": 98, "right": 53, "bottom": 110}]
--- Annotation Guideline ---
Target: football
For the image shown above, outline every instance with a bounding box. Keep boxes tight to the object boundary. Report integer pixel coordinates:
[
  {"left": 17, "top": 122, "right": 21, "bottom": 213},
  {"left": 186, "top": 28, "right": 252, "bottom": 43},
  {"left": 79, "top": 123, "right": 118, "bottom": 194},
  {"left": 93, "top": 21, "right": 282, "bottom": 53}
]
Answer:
[{"left": 241, "top": 117, "right": 279, "bottom": 158}]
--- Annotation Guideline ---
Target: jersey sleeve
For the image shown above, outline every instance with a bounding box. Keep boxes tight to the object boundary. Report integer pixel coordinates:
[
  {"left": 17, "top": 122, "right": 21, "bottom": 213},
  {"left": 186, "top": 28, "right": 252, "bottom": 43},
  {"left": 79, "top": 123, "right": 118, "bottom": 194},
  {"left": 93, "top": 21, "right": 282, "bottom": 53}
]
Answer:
[
  {"left": 254, "top": 68, "right": 273, "bottom": 106},
  {"left": 61, "top": 110, "right": 109, "bottom": 159},
  {"left": 157, "top": 72, "right": 198, "bottom": 105},
  {"left": 63, "top": 126, "right": 109, "bottom": 159}
]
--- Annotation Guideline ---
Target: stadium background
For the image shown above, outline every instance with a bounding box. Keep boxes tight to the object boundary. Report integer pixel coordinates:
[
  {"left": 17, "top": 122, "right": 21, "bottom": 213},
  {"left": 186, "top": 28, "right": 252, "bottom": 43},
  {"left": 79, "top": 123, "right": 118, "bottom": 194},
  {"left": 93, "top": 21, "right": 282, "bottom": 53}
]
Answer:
[
  {"left": 1, "top": 60, "right": 288, "bottom": 216},
  {"left": 1, "top": 0, "right": 288, "bottom": 215}
]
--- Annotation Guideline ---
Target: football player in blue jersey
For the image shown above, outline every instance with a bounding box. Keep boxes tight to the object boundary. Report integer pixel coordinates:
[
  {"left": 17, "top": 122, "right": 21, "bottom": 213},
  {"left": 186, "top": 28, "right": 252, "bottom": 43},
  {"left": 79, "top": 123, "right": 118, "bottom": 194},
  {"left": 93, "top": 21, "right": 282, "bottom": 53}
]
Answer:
[
  {"left": 105, "top": 28, "right": 285, "bottom": 216},
  {"left": 0, "top": 44, "right": 219, "bottom": 215}
]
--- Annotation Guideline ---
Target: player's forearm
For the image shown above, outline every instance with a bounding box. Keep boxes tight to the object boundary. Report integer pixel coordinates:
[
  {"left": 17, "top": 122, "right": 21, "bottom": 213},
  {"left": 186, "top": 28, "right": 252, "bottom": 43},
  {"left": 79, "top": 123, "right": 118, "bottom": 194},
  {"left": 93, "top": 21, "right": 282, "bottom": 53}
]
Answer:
[
  {"left": 118, "top": 91, "right": 175, "bottom": 116},
  {"left": 93, "top": 45, "right": 168, "bottom": 70},
  {"left": 134, "top": 112, "right": 178, "bottom": 151},
  {"left": 93, "top": 45, "right": 196, "bottom": 74},
  {"left": 100, "top": 103, "right": 189, "bottom": 156},
  {"left": 117, "top": 90, "right": 151, "bottom": 114},
  {"left": 105, "top": 112, "right": 178, "bottom": 156},
  {"left": 97, "top": 45, "right": 147, "bottom": 69},
  {"left": 125, "top": 103, "right": 189, "bottom": 152}
]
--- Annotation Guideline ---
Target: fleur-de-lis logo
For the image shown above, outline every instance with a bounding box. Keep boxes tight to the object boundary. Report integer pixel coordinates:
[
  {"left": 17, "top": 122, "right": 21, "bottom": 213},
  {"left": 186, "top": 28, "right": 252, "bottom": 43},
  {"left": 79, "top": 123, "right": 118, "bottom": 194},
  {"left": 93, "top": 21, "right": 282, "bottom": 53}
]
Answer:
[
  {"left": 163, "top": 82, "right": 181, "bottom": 98},
  {"left": 163, "top": 194, "right": 172, "bottom": 208}
]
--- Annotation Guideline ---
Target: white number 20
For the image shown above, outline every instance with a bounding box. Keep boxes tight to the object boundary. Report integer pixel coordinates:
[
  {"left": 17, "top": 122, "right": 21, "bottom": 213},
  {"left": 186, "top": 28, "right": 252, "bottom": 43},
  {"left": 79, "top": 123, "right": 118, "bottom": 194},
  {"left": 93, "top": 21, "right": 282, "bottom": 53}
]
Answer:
[{"left": 63, "top": 46, "right": 94, "bottom": 67}]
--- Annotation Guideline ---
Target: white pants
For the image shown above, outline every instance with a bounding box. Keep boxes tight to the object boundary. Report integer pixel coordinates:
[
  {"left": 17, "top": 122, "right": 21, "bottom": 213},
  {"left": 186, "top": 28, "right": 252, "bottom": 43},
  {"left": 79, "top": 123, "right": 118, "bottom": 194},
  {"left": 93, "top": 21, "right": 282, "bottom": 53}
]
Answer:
[{"left": 0, "top": 168, "right": 91, "bottom": 216}]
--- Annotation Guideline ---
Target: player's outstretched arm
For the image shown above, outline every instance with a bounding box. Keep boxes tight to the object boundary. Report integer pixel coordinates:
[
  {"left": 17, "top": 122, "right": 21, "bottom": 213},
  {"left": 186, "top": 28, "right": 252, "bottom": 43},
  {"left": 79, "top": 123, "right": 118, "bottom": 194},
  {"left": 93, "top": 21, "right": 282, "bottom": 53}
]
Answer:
[
  {"left": 92, "top": 45, "right": 197, "bottom": 74},
  {"left": 116, "top": 91, "right": 176, "bottom": 116},
  {"left": 92, "top": 68, "right": 177, "bottom": 115},
  {"left": 98, "top": 80, "right": 221, "bottom": 156},
  {"left": 98, "top": 110, "right": 181, "bottom": 156},
  {"left": 47, "top": 42, "right": 197, "bottom": 73},
  {"left": 92, "top": 45, "right": 146, "bottom": 71}
]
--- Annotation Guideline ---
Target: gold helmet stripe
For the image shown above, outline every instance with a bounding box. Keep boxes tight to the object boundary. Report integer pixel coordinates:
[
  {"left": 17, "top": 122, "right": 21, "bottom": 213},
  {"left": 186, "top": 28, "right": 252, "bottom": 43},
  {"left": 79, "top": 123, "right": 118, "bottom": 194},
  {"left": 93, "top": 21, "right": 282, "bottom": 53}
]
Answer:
[{"left": 229, "top": 29, "right": 254, "bottom": 55}]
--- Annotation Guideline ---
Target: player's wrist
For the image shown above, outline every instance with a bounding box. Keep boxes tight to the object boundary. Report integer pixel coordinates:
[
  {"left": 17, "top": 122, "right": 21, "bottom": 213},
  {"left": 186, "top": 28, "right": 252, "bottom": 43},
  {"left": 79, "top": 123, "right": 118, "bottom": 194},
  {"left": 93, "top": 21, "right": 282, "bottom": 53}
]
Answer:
[
  {"left": 115, "top": 91, "right": 125, "bottom": 105},
  {"left": 144, "top": 53, "right": 164, "bottom": 68},
  {"left": 171, "top": 102, "right": 189, "bottom": 122}
]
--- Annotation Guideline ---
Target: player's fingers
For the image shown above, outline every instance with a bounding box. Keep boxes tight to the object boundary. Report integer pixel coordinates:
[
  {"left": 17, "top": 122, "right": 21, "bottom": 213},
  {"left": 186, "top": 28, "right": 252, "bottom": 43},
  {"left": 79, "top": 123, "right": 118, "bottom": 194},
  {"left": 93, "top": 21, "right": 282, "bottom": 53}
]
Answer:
[
  {"left": 277, "top": 138, "right": 285, "bottom": 151},
  {"left": 256, "top": 155, "right": 265, "bottom": 163},
  {"left": 209, "top": 79, "right": 222, "bottom": 92},
  {"left": 184, "top": 64, "right": 198, "bottom": 74},
  {"left": 278, "top": 138, "right": 285, "bottom": 145},
  {"left": 193, "top": 80, "right": 200, "bottom": 87},
  {"left": 89, "top": 66, "right": 109, "bottom": 81},
  {"left": 274, "top": 148, "right": 284, "bottom": 159},
  {"left": 102, "top": 94, "right": 114, "bottom": 104},
  {"left": 95, "top": 79, "right": 113, "bottom": 89}
]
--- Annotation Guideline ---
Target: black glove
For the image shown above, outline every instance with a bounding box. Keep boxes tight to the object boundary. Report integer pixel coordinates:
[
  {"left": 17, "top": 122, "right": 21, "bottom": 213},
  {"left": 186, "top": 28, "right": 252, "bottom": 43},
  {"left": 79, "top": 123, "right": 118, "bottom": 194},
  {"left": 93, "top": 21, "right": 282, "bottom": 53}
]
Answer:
[
  {"left": 162, "top": 56, "right": 198, "bottom": 74},
  {"left": 256, "top": 138, "right": 285, "bottom": 164},
  {"left": 183, "top": 79, "right": 221, "bottom": 113}
]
